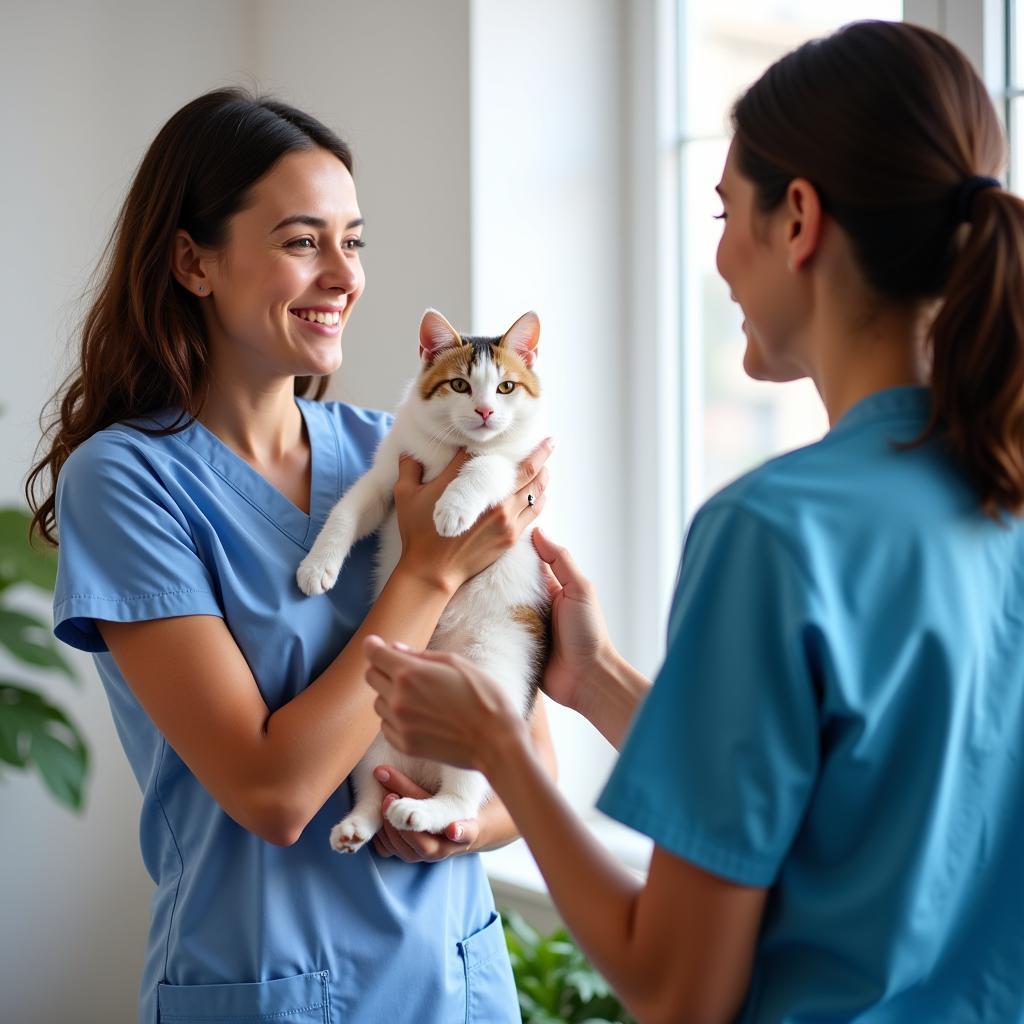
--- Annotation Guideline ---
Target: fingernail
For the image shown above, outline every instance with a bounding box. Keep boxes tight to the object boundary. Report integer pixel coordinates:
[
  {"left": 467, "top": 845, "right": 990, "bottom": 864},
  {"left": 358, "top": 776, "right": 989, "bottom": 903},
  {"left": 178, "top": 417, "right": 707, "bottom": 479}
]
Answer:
[
  {"left": 374, "top": 767, "right": 390, "bottom": 784},
  {"left": 393, "top": 641, "right": 411, "bottom": 652},
  {"left": 453, "top": 825, "right": 464, "bottom": 841},
  {"left": 544, "top": 436, "right": 556, "bottom": 449}
]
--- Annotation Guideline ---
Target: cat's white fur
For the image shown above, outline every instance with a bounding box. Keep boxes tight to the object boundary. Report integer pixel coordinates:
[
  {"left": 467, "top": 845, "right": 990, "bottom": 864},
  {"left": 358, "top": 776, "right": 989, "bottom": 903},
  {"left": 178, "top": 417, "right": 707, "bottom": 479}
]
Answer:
[{"left": 297, "top": 309, "right": 548, "bottom": 853}]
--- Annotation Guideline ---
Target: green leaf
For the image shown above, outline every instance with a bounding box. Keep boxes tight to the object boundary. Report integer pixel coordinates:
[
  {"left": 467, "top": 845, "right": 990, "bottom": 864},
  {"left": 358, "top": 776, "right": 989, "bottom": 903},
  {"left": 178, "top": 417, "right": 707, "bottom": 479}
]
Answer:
[
  {"left": 0, "top": 509, "right": 57, "bottom": 592},
  {"left": 0, "top": 608, "right": 75, "bottom": 680},
  {"left": 0, "top": 683, "right": 88, "bottom": 810},
  {"left": 566, "top": 967, "right": 611, "bottom": 1003}
]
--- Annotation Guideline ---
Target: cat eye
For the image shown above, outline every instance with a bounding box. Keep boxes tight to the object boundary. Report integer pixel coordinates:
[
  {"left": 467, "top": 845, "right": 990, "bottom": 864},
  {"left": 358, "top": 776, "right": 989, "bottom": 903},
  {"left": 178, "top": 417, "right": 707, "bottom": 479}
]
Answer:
[
  {"left": 450, "top": 378, "right": 470, "bottom": 393},
  {"left": 496, "top": 381, "right": 516, "bottom": 395}
]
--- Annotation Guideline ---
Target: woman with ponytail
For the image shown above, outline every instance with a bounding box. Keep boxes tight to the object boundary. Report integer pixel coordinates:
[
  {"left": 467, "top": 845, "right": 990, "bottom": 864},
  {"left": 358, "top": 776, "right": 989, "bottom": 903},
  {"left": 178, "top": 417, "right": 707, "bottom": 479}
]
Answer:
[
  {"left": 29, "top": 89, "right": 554, "bottom": 1023},
  {"left": 363, "top": 21, "right": 1024, "bottom": 1023}
]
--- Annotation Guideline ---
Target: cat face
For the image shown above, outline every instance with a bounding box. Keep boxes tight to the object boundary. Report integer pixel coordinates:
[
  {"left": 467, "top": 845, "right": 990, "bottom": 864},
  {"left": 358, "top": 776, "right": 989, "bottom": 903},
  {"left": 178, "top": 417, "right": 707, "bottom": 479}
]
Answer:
[{"left": 413, "top": 309, "right": 541, "bottom": 445}]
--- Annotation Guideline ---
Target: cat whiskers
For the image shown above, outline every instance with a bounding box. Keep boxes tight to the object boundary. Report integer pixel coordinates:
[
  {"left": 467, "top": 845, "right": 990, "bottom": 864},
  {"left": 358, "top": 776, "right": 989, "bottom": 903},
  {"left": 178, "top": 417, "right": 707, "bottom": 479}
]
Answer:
[{"left": 427, "top": 424, "right": 465, "bottom": 450}]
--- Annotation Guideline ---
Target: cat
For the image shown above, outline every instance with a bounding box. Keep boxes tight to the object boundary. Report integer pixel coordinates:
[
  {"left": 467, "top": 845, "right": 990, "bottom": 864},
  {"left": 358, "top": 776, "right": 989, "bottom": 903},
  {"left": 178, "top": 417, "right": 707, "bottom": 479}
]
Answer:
[{"left": 296, "top": 308, "right": 550, "bottom": 853}]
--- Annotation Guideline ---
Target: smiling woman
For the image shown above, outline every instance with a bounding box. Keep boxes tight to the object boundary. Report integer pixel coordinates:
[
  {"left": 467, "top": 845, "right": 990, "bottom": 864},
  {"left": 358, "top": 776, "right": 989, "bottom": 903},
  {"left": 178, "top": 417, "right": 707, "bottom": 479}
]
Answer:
[
  {"left": 26, "top": 88, "right": 553, "bottom": 1024},
  {"left": 171, "top": 151, "right": 366, "bottom": 389}
]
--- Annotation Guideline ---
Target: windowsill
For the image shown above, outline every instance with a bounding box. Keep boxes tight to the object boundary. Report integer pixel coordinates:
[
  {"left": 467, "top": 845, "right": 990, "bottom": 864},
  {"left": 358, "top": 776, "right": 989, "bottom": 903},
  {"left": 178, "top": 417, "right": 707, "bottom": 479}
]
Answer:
[{"left": 482, "top": 810, "right": 652, "bottom": 906}]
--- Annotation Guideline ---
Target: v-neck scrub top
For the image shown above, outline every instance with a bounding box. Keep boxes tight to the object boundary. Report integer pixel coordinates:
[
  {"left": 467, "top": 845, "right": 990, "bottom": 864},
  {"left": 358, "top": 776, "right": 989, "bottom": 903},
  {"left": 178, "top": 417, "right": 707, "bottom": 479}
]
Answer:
[
  {"left": 52, "top": 398, "right": 519, "bottom": 1024},
  {"left": 599, "top": 387, "right": 1024, "bottom": 1022}
]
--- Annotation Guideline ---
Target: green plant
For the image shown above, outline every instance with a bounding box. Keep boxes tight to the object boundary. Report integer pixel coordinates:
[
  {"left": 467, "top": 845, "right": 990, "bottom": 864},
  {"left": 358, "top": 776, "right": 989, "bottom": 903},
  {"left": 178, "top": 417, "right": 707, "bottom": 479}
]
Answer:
[
  {"left": 0, "top": 508, "right": 88, "bottom": 809},
  {"left": 501, "top": 908, "right": 636, "bottom": 1024}
]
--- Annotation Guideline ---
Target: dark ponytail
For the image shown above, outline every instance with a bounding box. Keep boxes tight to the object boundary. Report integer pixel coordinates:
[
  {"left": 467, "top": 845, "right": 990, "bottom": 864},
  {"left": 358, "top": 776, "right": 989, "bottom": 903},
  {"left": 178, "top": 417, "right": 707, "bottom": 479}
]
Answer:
[
  {"left": 731, "top": 20, "right": 1024, "bottom": 517},
  {"left": 930, "top": 188, "right": 1024, "bottom": 515}
]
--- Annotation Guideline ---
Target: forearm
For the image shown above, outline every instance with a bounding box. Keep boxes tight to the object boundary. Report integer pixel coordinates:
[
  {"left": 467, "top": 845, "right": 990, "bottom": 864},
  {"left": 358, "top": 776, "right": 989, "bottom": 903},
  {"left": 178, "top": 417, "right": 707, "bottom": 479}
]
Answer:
[
  {"left": 481, "top": 726, "right": 647, "bottom": 1010},
  {"left": 576, "top": 645, "right": 652, "bottom": 750},
  {"left": 264, "top": 567, "right": 453, "bottom": 832},
  {"left": 472, "top": 701, "right": 559, "bottom": 853}
]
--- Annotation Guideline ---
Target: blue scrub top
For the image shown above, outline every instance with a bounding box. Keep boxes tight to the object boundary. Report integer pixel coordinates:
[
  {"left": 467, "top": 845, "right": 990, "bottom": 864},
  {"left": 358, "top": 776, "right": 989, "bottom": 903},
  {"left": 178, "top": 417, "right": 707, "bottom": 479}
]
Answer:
[
  {"left": 53, "top": 397, "right": 518, "bottom": 1024},
  {"left": 599, "top": 386, "right": 1024, "bottom": 1022}
]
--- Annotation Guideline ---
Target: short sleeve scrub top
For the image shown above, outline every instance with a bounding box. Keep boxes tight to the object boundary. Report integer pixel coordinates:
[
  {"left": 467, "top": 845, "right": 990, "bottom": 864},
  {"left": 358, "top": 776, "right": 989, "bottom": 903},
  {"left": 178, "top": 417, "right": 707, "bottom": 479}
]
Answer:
[
  {"left": 599, "top": 387, "right": 1024, "bottom": 1022},
  {"left": 53, "top": 398, "right": 518, "bottom": 1024}
]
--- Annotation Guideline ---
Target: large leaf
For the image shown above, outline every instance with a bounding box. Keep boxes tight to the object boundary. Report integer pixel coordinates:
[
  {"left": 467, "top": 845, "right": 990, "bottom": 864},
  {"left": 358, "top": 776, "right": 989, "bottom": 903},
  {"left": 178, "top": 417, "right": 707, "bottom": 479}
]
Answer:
[
  {"left": 0, "top": 683, "right": 88, "bottom": 810},
  {"left": 504, "top": 908, "right": 542, "bottom": 951},
  {"left": 0, "top": 508, "right": 57, "bottom": 592},
  {"left": 565, "top": 968, "right": 609, "bottom": 1004},
  {"left": 0, "top": 608, "right": 75, "bottom": 680}
]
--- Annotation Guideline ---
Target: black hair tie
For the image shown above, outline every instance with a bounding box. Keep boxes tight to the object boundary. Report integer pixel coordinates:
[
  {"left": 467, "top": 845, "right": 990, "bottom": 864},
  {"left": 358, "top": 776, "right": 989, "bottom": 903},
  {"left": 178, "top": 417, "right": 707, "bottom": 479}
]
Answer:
[{"left": 955, "top": 175, "right": 1001, "bottom": 223}]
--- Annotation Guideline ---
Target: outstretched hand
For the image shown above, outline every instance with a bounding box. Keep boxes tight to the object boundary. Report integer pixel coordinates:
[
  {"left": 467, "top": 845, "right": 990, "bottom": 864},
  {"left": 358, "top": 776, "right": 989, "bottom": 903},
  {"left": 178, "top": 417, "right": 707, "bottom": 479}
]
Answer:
[
  {"left": 363, "top": 635, "right": 525, "bottom": 774},
  {"left": 370, "top": 764, "right": 480, "bottom": 862},
  {"left": 531, "top": 529, "right": 612, "bottom": 714}
]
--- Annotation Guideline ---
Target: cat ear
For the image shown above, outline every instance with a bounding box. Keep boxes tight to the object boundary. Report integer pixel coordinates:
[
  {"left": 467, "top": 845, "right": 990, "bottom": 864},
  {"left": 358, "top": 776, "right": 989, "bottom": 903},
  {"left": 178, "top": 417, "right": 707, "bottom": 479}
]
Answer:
[
  {"left": 500, "top": 311, "right": 541, "bottom": 367},
  {"left": 419, "top": 308, "right": 464, "bottom": 364}
]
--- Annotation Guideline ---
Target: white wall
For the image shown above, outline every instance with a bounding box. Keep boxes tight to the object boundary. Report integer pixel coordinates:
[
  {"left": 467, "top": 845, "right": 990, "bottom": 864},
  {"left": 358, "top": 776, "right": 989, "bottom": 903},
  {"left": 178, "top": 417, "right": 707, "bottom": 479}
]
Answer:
[
  {"left": 0, "top": 1, "right": 630, "bottom": 1019},
  {"left": 250, "top": 0, "right": 475, "bottom": 412},
  {"left": 2, "top": 6, "right": 254, "bottom": 1020},
  {"left": 471, "top": 0, "right": 627, "bottom": 810},
  {"left": 0, "top": 3, "right": 475, "bottom": 1020}
]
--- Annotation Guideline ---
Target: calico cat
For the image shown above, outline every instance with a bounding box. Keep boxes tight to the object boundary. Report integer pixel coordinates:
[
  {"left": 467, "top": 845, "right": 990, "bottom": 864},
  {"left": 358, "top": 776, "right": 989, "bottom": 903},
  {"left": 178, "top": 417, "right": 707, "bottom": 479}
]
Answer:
[{"left": 297, "top": 308, "right": 550, "bottom": 853}]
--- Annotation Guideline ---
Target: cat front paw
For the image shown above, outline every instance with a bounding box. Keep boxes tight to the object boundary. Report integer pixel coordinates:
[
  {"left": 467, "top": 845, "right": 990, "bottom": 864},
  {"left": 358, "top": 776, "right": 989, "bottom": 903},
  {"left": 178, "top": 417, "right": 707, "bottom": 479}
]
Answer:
[
  {"left": 297, "top": 544, "right": 347, "bottom": 596},
  {"left": 432, "top": 496, "right": 480, "bottom": 538},
  {"left": 329, "top": 811, "right": 379, "bottom": 854}
]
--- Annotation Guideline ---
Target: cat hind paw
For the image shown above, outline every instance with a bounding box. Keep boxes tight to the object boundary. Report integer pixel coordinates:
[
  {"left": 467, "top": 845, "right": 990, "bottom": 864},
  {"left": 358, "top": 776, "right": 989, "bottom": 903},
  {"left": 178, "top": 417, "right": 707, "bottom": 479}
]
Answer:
[{"left": 329, "top": 814, "right": 376, "bottom": 854}]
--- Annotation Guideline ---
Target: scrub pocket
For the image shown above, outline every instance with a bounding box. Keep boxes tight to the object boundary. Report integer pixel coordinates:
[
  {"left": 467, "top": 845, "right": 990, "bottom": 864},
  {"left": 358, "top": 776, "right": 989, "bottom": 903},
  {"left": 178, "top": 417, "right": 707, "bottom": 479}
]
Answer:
[
  {"left": 458, "top": 911, "right": 520, "bottom": 1023},
  {"left": 157, "top": 969, "right": 331, "bottom": 1023}
]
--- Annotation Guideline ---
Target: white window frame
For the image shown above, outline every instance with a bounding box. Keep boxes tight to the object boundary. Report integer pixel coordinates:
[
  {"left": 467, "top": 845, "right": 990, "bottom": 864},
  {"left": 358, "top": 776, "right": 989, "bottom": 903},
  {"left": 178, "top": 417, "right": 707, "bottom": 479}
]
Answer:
[
  {"left": 490, "top": 0, "right": 1018, "bottom": 925},
  {"left": 904, "top": 1, "right": 1007, "bottom": 94},
  {"left": 624, "top": 0, "right": 1016, "bottom": 657}
]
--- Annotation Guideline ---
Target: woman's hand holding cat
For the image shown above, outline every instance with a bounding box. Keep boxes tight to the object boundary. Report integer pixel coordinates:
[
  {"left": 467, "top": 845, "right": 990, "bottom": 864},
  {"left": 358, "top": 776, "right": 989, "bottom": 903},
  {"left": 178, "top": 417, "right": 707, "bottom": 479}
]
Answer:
[
  {"left": 393, "top": 438, "right": 553, "bottom": 594},
  {"left": 369, "top": 765, "right": 480, "bottom": 862},
  {"left": 532, "top": 530, "right": 652, "bottom": 750}
]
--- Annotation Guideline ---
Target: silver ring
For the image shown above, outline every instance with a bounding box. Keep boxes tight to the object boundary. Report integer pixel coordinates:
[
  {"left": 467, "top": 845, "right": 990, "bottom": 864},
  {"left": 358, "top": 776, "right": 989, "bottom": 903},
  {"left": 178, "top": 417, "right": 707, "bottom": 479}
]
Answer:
[{"left": 527, "top": 493, "right": 535, "bottom": 508}]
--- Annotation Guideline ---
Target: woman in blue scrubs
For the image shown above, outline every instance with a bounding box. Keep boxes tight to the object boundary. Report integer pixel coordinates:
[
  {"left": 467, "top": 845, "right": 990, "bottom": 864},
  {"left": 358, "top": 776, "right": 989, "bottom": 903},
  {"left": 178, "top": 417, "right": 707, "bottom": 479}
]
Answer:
[
  {"left": 363, "top": 21, "right": 1024, "bottom": 1023},
  {"left": 29, "top": 89, "right": 554, "bottom": 1022}
]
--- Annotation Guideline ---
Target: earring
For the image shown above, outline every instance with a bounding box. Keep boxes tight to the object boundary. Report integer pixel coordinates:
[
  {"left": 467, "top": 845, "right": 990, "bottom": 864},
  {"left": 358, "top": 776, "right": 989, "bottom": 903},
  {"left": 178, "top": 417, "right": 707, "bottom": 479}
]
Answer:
[{"left": 197, "top": 285, "right": 206, "bottom": 294}]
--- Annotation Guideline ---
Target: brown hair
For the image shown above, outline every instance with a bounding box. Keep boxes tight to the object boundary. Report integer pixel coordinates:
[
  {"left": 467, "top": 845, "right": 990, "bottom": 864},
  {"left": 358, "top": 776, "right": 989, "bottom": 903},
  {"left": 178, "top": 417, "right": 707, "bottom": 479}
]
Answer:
[
  {"left": 731, "top": 20, "right": 1024, "bottom": 517},
  {"left": 27, "top": 88, "right": 354, "bottom": 545}
]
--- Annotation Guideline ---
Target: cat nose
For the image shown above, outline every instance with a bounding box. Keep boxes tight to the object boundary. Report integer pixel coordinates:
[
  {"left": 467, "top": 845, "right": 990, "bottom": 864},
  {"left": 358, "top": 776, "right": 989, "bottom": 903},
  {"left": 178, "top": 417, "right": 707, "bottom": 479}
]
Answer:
[{"left": 475, "top": 406, "right": 494, "bottom": 422}]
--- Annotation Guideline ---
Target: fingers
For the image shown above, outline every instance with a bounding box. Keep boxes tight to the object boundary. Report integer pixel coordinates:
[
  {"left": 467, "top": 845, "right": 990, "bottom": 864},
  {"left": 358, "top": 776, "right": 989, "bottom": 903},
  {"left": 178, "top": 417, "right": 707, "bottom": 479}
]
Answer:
[
  {"left": 444, "top": 819, "right": 478, "bottom": 845},
  {"left": 431, "top": 448, "right": 472, "bottom": 491},
  {"left": 395, "top": 454, "right": 425, "bottom": 492},
  {"left": 538, "top": 559, "right": 563, "bottom": 601},
  {"left": 373, "top": 765, "right": 431, "bottom": 799},
  {"left": 366, "top": 666, "right": 393, "bottom": 700},
  {"left": 364, "top": 633, "right": 422, "bottom": 684},
  {"left": 372, "top": 831, "right": 396, "bottom": 858},
  {"left": 515, "top": 437, "right": 555, "bottom": 489},
  {"left": 532, "top": 528, "right": 587, "bottom": 590},
  {"left": 508, "top": 460, "right": 549, "bottom": 524},
  {"left": 373, "top": 791, "right": 476, "bottom": 862},
  {"left": 365, "top": 635, "right": 462, "bottom": 683},
  {"left": 516, "top": 478, "right": 548, "bottom": 522}
]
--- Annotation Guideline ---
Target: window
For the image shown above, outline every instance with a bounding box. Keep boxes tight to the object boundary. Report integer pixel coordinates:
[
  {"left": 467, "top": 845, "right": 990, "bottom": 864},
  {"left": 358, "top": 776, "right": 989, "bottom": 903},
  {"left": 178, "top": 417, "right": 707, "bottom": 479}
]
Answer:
[
  {"left": 1008, "top": 0, "right": 1023, "bottom": 192},
  {"left": 676, "top": 1, "right": 903, "bottom": 513}
]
